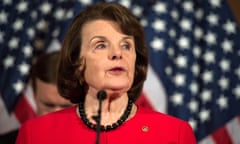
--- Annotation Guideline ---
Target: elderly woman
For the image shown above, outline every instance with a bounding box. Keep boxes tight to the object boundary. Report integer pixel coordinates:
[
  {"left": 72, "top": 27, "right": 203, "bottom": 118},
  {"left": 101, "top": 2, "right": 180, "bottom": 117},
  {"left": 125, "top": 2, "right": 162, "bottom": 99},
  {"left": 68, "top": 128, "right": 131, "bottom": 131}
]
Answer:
[{"left": 16, "top": 2, "right": 196, "bottom": 144}]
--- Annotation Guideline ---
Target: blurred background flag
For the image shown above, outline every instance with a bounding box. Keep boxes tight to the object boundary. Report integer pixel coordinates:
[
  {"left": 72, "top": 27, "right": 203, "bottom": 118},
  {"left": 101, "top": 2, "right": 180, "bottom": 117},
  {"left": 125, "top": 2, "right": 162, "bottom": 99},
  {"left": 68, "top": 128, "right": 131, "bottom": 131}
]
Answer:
[
  {"left": 0, "top": 0, "right": 75, "bottom": 135},
  {"left": 1, "top": 0, "right": 240, "bottom": 143},
  {"left": 136, "top": 0, "right": 240, "bottom": 143}
]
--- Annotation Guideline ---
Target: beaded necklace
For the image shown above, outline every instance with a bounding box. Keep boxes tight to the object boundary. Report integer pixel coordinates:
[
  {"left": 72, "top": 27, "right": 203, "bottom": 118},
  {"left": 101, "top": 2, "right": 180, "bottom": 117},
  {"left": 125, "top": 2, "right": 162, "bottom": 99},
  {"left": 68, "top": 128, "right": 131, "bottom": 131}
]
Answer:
[{"left": 78, "top": 98, "right": 133, "bottom": 131}]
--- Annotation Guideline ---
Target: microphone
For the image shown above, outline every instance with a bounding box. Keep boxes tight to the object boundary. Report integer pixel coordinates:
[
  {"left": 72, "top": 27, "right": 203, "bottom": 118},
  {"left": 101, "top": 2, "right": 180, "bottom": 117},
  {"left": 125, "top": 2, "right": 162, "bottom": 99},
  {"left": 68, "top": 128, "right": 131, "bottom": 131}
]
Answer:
[
  {"left": 97, "top": 90, "right": 107, "bottom": 101},
  {"left": 92, "top": 90, "right": 106, "bottom": 144}
]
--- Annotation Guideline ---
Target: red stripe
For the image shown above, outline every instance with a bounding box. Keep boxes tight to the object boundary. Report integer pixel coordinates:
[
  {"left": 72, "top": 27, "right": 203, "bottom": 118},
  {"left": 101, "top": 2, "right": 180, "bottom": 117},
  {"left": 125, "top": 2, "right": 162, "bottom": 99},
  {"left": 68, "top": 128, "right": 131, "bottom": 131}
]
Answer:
[
  {"left": 13, "top": 95, "right": 36, "bottom": 124},
  {"left": 135, "top": 92, "right": 154, "bottom": 109},
  {"left": 211, "top": 126, "right": 233, "bottom": 144}
]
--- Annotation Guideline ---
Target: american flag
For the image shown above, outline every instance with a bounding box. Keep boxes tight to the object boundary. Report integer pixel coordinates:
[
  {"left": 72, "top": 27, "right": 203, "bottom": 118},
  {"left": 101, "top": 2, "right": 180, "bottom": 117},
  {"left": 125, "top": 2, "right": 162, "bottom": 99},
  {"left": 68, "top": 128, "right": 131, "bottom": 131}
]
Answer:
[
  {"left": 0, "top": 0, "right": 75, "bottom": 136},
  {"left": 1, "top": 0, "right": 240, "bottom": 143}
]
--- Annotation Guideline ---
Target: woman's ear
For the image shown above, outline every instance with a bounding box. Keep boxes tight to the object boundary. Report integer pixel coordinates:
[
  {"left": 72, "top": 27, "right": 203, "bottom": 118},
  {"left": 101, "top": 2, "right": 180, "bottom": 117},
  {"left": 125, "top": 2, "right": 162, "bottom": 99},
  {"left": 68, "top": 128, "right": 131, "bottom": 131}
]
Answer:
[
  {"left": 79, "top": 57, "right": 85, "bottom": 71},
  {"left": 75, "top": 57, "right": 86, "bottom": 85}
]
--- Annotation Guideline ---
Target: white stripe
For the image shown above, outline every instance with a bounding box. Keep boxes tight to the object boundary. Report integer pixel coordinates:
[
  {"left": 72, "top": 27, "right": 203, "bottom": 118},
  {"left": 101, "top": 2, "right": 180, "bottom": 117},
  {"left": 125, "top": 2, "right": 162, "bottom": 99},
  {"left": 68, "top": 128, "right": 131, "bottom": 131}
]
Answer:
[
  {"left": 0, "top": 96, "right": 20, "bottom": 134},
  {"left": 46, "top": 39, "right": 61, "bottom": 53},
  {"left": 143, "top": 64, "right": 167, "bottom": 113},
  {"left": 198, "top": 135, "right": 216, "bottom": 144},
  {"left": 226, "top": 116, "right": 240, "bottom": 144},
  {"left": 24, "top": 82, "right": 37, "bottom": 112}
]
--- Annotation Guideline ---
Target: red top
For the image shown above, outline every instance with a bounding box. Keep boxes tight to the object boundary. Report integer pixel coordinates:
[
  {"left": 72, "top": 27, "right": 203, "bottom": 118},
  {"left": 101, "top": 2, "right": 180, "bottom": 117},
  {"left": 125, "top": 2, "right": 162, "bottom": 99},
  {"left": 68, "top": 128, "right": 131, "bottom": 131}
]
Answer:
[{"left": 16, "top": 105, "right": 197, "bottom": 144}]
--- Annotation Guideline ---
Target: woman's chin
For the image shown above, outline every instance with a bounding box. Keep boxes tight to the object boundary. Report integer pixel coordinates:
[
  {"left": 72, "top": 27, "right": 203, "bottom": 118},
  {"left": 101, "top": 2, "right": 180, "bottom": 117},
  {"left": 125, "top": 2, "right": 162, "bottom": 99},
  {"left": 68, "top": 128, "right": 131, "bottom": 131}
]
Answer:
[{"left": 104, "top": 84, "right": 129, "bottom": 93}]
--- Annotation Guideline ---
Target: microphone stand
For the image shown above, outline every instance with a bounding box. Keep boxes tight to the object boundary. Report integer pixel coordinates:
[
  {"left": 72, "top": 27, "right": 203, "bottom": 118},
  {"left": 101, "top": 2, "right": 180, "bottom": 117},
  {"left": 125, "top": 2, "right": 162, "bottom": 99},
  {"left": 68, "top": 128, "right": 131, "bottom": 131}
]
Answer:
[{"left": 92, "top": 90, "right": 106, "bottom": 144}]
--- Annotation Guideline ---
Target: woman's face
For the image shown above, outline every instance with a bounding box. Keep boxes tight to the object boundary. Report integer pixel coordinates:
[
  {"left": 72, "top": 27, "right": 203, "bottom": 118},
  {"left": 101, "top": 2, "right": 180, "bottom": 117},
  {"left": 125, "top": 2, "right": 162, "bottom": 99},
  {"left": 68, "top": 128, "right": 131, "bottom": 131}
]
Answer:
[{"left": 80, "top": 20, "right": 136, "bottom": 95}]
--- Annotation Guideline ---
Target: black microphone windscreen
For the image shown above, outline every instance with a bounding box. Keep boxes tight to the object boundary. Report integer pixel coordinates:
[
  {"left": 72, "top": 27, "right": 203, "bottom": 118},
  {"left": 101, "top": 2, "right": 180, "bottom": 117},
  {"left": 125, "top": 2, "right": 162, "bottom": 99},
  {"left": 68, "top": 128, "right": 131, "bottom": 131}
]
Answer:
[{"left": 97, "top": 90, "right": 107, "bottom": 100}]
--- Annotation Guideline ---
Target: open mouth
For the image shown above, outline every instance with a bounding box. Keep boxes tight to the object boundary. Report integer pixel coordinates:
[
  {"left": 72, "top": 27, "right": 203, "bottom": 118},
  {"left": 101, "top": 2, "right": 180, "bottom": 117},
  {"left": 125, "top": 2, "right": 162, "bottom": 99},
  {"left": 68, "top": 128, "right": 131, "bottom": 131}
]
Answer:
[
  {"left": 111, "top": 67, "right": 124, "bottom": 71},
  {"left": 109, "top": 67, "right": 126, "bottom": 74}
]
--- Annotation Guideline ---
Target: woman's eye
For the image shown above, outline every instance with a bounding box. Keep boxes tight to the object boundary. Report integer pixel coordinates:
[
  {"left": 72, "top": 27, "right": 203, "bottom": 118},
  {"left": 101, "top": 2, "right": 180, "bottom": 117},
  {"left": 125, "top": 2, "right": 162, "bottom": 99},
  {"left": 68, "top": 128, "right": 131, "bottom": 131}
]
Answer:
[
  {"left": 96, "top": 43, "right": 106, "bottom": 49},
  {"left": 122, "top": 44, "right": 130, "bottom": 50}
]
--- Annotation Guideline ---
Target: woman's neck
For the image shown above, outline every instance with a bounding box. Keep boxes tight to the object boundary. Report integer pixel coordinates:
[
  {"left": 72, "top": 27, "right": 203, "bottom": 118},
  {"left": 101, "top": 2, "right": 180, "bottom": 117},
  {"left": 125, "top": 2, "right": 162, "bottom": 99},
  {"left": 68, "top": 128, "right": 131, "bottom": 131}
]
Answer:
[
  {"left": 77, "top": 96, "right": 137, "bottom": 131},
  {"left": 84, "top": 93, "right": 129, "bottom": 125}
]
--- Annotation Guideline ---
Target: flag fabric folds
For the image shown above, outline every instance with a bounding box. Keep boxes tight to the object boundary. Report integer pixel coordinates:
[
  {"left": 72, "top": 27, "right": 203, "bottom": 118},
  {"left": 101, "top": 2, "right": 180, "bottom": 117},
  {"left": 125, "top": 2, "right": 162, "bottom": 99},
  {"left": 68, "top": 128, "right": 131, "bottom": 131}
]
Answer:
[
  {"left": 139, "top": 0, "right": 240, "bottom": 142},
  {"left": 0, "top": 0, "right": 75, "bottom": 134},
  {"left": 1, "top": 0, "right": 240, "bottom": 143}
]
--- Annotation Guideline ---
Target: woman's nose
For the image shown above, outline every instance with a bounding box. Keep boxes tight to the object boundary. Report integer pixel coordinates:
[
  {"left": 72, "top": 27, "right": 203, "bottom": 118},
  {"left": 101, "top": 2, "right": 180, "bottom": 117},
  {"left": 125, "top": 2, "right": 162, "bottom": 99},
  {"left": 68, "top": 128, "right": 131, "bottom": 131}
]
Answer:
[{"left": 109, "top": 46, "right": 122, "bottom": 60}]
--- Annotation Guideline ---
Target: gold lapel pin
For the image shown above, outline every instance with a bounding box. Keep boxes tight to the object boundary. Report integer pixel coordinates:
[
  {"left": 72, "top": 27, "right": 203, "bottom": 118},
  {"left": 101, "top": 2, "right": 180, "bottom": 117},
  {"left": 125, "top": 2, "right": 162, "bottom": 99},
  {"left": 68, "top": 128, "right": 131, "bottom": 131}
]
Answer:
[{"left": 142, "top": 126, "right": 149, "bottom": 132}]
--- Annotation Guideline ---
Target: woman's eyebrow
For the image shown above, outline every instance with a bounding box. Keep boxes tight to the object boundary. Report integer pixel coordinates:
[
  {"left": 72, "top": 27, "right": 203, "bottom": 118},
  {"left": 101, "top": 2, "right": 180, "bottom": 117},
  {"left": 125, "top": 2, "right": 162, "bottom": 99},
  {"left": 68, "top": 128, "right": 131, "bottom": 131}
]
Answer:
[
  {"left": 89, "top": 35, "right": 134, "bottom": 43},
  {"left": 89, "top": 36, "right": 107, "bottom": 43},
  {"left": 121, "top": 36, "right": 134, "bottom": 41}
]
